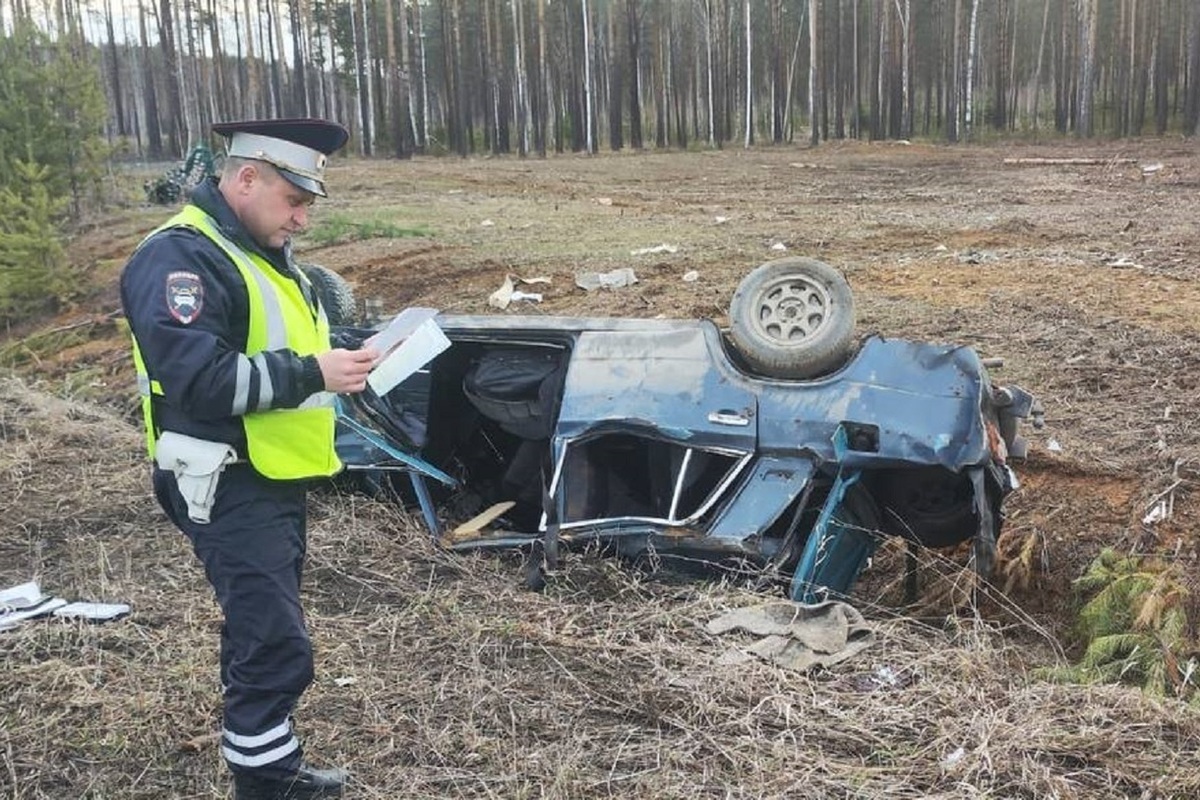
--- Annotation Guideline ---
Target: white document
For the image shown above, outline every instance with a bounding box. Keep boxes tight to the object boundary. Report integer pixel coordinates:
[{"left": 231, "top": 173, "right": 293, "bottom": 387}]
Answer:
[
  {"left": 368, "top": 307, "right": 440, "bottom": 362},
  {"left": 367, "top": 316, "right": 451, "bottom": 396}
]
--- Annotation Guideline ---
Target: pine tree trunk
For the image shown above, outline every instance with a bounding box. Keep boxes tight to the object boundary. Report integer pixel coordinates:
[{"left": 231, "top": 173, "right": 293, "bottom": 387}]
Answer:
[
  {"left": 582, "top": 0, "right": 594, "bottom": 153},
  {"left": 412, "top": 0, "right": 430, "bottom": 150},
  {"left": 992, "top": 0, "right": 1008, "bottom": 130},
  {"left": 138, "top": 0, "right": 163, "bottom": 157},
  {"left": 537, "top": 0, "right": 548, "bottom": 155},
  {"left": 809, "top": 0, "right": 819, "bottom": 145},
  {"left": 180, "top": 0, "right": 202, "bottom": 141},
  {"left": 782, "top": 1, "right": 804, "bottom": 142},
  {"left": 310, "top": 0, "right": 329, "bottom": 119},
  {"left": 833, "top": 0, "right": 844, "bottom": 138},
  {"left": 947, "top": 0, "right": 960, "bottom": 141},
  {"left": 1153, "top": 0, "right": 1169, "bottom": 134},
  {"left": 704, "top": 0, "right": 715, "bottom": 146},
  {"left": 241, "top": 0, "right": 259, "bottom": 117},
  {"left": 607, "top": 1, "right": 623, "bottom": 150},
  {"left": 102, "top": 0, "right": 127, "bottom": 137},
  {"left": 289, "top": 0, "right": 307, "bottom": 116},
  {"left": 484, "top": 0, "right": 502, "bottom": 154},
  {"left": 359, "top": 0, "right": 375, "bottom": 154},
  {"left": 897, "top": 0, "right": 910, "bottom": 137},
  {"left": 513, "top": 0, "right": 531, "bottom": 155},
  {"left": 1077, "top": 0, "right": 1098, "bottom": 136},
  {"left": 443, "top": 0, "right": 465, "bottom": 155},
  {"left": 743, "top": 0, "right": 751, "bottom": 147},
  {"left": 384, "top": 0, "right": 398, "bottom": 152},
  {"left": 1031, "top": 0, "right": 1051, "bottom": 132},
  {"left": 208, "top": 0, "right": 232, "bottom": 122},
  {"left": 964, "top": 0, "right": 979, "bottom": 140},
  {"left": 626, "top": 0, "right": 642, "bottom": 149},
  {"left": 260, "top": 0, "right": 280, "bottom": 116},
  {"left": 156, "top": 0, "right": 185, "bottom": 155},
  {"left": 392, "top": 0, "right": 414, "bottom": 157},
  {"left": 852, "top": 0, "right": 860, "bottom": 138}
]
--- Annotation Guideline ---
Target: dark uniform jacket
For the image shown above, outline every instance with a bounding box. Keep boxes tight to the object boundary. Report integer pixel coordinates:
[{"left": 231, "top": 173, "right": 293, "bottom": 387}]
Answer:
[{"left": 120, "top": 178, "right": 331, "bottom": 459}]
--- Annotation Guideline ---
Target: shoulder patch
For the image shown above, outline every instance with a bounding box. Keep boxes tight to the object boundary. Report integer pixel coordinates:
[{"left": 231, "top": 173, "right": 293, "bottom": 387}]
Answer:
[{"left": 165, "top": 271, "right": 204, "bottom": 324}]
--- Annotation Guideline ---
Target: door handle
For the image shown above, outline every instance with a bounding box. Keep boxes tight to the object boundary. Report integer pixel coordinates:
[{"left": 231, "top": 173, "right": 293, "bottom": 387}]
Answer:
[{"left": 707, "top": 410, "right": 750, "bottom": 427}]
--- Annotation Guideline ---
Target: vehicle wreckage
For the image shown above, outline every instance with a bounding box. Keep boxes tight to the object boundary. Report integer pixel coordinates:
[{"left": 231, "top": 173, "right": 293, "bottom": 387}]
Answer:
[{"left": 315, "top": 257, "right": 1042, "bottom": 602}]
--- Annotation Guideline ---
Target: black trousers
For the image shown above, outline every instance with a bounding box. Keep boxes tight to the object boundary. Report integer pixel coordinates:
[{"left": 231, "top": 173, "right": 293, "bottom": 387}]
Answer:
[{"left": 154, "top": 463, "right": 312, "bottom": 777}]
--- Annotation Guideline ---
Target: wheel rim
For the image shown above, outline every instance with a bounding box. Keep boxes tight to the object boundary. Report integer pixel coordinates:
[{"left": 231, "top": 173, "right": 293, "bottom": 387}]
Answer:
[{"left": 751, "top": 274, "right": 832, "bottom": 343}]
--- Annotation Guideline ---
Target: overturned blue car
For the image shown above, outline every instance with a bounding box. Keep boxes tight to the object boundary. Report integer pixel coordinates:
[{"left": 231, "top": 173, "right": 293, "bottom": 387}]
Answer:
[{"left": 325, "top": 257, "right": 1042, "bottom": 601}]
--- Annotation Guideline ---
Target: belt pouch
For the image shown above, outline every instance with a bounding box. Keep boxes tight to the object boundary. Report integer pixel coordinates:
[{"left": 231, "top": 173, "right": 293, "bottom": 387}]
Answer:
[{"left": 155, "top": 431, "right": 238, "bottom": 524}]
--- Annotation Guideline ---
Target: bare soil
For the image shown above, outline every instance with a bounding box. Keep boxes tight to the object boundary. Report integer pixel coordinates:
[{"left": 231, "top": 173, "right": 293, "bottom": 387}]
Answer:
[{"left": 4, "top": 139, "right": 1200, "bottom": 798}]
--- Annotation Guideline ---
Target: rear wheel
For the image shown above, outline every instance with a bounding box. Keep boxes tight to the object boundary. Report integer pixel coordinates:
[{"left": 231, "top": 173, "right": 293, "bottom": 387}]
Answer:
[
  {"left": 300, "top": 263, "right": 357, "bottom": 326},
  {"left": 728, "top": 257, "right": 856, "bottom": 379},
  {"left": 875, "top": 467, "right": 979, "bottom": 549}
]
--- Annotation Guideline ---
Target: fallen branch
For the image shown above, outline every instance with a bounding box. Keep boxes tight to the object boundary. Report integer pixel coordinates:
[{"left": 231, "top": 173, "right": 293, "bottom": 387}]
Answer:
[{"left": 1002, "top": 157, "right": 1138, "bottom": 166}]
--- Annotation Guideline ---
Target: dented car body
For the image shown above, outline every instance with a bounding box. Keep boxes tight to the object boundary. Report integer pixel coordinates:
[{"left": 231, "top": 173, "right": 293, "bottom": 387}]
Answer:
[{"left": 333, "top": 311, "right": 1041, "bottom": 602}]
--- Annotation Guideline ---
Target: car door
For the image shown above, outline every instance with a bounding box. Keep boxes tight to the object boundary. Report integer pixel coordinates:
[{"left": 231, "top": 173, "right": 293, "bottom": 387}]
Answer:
[{"left": 549, "top": 321, "right": 758, "bottom": 528}]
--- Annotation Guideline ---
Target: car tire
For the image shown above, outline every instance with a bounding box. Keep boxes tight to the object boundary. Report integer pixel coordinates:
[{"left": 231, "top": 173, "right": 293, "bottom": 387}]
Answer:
[
  {"left": 300, "top": 263, "right": 358, "bottom": 326},
  {"left": 728, "top": 257, "right": 856, "bottom": 379},
  {"left": 875, "top": 466, "right": 979, "bottom": 549}
]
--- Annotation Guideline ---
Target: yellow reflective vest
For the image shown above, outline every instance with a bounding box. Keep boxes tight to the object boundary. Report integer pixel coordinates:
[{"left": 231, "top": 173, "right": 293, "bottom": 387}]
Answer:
[{"left": 131, "top": 204, "right": 341, "bottom": 480}]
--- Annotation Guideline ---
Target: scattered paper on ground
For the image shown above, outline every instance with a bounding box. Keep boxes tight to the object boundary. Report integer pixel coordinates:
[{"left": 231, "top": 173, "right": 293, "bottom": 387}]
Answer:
[
  {"left": 575, "top": 268, "right": 638, "bottom": 291},
  {"left": 1, "top": 581, "right": 128, "bottom": 631},
  {"left": 489, "top": 276, "right": 551, "bottom": 309},
  {"left": 488, "top": 276, "right": 516, "bottom": 309},
  {"left": 631, "top": 243, "right": 678, "bottom": 256}
]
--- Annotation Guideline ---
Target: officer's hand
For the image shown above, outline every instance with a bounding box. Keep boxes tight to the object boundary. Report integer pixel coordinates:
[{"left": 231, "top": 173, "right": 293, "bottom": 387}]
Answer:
[
  {"left": 317, "top": 348, "right": 380, "bottom": 393},
  {"left": 362, "top": 331, "right": 403, "bottom": 367}
]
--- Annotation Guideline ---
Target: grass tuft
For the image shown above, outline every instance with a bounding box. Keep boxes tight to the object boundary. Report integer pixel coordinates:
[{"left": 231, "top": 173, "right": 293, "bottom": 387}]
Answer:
[{"left": 302, "top": 214, "right": 430, "bottom": 247}]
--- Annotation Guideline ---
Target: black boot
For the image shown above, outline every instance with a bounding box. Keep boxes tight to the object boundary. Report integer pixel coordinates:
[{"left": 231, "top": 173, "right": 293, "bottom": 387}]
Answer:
[{"left": 233, "top": 763, "right": 348, "bottom": 799}]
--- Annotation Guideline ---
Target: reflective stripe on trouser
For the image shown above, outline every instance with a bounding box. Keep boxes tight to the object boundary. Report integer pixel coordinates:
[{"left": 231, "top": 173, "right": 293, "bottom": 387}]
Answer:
[{"left": 152, "top": 463, "right": 313, "bottom": 777}]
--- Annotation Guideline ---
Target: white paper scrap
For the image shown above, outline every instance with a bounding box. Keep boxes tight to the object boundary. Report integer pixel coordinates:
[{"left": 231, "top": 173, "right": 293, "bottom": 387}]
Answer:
[
  {"left": 0, "top": 597, "right": 68, "bottom": 631},
  {"left": 488, "top": 276, "right": 515, "bottom": 309},
  {"left": 368, "top": 318, "right": 451, "bottom": 396},
  {"left": 0, "top": 581, "right": 47, "bottom": 610},
  {"left": 631, "top": 243, "right": 678, "bottom": 256},
  {"left": 52, "top": 602, "right": 132, "bottom": 622}
]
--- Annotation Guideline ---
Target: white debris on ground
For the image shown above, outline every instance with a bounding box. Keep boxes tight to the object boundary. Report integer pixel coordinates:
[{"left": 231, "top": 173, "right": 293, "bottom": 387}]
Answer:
[
  {"left": 630, "top": 243, "right": 679, "bottom": 256},
  {"left": 488, "top": 275, "right": 552, "bottom": 309},
  {"left": 1, "top": 581, "right": 130, "bottom": 631},
  {"left": 575, "top": 267, "right": 638, "bottom": 291}
]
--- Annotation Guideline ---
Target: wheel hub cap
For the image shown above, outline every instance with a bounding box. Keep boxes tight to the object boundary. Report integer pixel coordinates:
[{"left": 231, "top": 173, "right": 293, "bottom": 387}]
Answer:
[{"left": 755, "top": 277, "right": 831, "bottom": 342}]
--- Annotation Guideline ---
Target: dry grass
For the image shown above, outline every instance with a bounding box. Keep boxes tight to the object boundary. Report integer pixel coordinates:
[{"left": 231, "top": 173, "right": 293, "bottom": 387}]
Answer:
[
  {"left": 3, "top": 376, "right": 1200, "bottom": 799},
  {"left": 9, "top": 142, "right": 1200, "bottom": 797}
]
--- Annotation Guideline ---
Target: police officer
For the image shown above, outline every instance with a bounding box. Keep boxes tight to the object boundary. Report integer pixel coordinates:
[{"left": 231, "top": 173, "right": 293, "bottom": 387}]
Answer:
[{"left": 120, "top": 118, "right": 379, "bottom": 799}]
